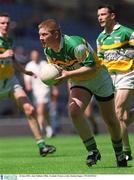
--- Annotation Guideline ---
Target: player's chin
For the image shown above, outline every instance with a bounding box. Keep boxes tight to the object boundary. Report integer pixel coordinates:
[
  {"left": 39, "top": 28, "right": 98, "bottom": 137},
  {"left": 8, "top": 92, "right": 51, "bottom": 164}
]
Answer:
[
  {"left": 100, "top": 22, "right": 105, "bottom": 27},
  {"left": 3, "top": 30, "right": 8, "bottom": 35}
]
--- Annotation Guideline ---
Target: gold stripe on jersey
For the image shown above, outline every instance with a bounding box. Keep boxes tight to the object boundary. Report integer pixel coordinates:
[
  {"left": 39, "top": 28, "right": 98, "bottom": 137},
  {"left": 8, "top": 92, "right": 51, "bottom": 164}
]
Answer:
[
  {"left": 0, "top": 47, "right": 6, "bottom": 53},
  {"left": 48, "top": 58, "right": 81, "bottom": 66},
  {"left": 48, "top": 53, "right": 101, "bottom": 67},
  {"left": 100, "top": 41, "right": 128, "bottom": 50},
  {"left": 129, "top": 39, "right": 134, "bottom": 46},
  {"left": 101, "top": 59, "right": 133, "bottom": 73},
  {"left": 48, "top": 57, "right": 102, "bottom": 81},
  {"left": 97, "top": 46, "right": 101, "bottom": 52}
]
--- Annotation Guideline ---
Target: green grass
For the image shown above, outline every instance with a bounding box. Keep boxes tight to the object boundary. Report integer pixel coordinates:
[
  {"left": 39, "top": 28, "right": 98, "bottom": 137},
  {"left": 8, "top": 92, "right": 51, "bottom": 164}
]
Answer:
[{"left": 0, "top": 134, "right": 134, "bottom": 174}]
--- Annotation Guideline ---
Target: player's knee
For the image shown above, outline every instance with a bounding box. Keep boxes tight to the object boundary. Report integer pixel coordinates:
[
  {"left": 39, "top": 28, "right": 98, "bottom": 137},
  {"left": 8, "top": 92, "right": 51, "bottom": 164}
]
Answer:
[
  {"left": 23, "top": 104, "right": 35, "bottom": 117},
  {"left": 116, "top": 108, "right": 127, "bottom": 122},
  {"left": 69, "top": 102, "right": 81, "bottom": 119}
]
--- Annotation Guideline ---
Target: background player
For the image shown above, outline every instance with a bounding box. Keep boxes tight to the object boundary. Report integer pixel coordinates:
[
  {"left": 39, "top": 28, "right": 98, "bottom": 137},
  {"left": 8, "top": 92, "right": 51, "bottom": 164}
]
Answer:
[
  {"left": 24, "top": 49, "right": 54, "bottom": 138},
  {"left": 0, "top": 12, "right": 56, "bottom": 156},
  {"left": 97, "top": 4, "right": 134, "bottom": 160}
]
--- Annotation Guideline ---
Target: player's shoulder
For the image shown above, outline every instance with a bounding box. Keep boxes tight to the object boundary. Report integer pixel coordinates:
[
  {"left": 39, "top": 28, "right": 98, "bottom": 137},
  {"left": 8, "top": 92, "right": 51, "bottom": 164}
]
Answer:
[
  {"left": 119, "top": 24, "right": 134, "bottom": 35},
  {"left": 120, "top": 24, "right": 133, "bottom": 31},
  {"left": 64, "top": 34, "right": 86, "bottom": 48},
  {"left": 64, "top": 34, "right": 84, "bottom": 42}
]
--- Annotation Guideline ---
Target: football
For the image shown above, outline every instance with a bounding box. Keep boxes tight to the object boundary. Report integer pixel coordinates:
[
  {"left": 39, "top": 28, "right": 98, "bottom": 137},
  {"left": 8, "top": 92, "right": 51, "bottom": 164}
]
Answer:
[{"left": 39, "top": 63, "right": 61, "bottom": 86}]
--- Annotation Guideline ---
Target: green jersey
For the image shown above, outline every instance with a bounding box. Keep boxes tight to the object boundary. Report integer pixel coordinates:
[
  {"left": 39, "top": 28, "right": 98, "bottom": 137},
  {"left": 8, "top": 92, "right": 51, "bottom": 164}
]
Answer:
[
  {"left": 97, "top": 23, "right": 134, "bottom": 73},
  {"left": 0, "top": 35, "right": 14, "bottom": 80},
  {"left": 44, "top": 34, "right": 101, "bottom": 81}
]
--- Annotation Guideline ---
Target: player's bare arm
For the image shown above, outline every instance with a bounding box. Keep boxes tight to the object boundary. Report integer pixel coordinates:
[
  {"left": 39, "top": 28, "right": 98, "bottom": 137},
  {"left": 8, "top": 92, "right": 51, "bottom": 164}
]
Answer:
[
  {"left": 13, "top": 57, "right": 36, "bottom": 77},
  {"left": 56, "top": 66, "right": 97, "bottom": 81}
]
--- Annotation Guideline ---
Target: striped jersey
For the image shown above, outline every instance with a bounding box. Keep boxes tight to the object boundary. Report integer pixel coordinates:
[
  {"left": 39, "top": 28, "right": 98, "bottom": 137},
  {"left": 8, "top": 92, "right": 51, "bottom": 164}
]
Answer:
[
  {"left": 0, "top": 35, "right": 14, "bottom": 80},
  {"left": 97, "top": 23, "right": 134, "bottom": 73},
  {"left": 44, "top": 34, "right": 101, "bottom": 81}
]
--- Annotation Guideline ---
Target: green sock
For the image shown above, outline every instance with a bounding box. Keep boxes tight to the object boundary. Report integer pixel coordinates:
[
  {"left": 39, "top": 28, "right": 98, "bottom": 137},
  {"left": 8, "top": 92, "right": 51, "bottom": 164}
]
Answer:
[
  {"left": 37, "top": 139, "right": 45, "bottom": 149},
  {"left": 83, "top": 137, "right": 97, "bottom": 152},
  {"left": 112, "top": 139, "right": 123, "bottom": 156}
]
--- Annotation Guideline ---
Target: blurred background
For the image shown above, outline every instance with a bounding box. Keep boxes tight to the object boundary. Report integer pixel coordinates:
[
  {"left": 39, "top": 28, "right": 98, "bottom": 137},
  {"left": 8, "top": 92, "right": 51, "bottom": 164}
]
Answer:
[{"left": 0, "top": 0, "right": 133, "bottom": 136}]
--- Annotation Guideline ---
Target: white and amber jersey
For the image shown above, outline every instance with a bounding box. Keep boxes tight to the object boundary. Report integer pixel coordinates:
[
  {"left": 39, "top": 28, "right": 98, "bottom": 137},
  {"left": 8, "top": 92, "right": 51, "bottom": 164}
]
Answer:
[{"left": 97, "top": 23, "right": 134, "bottom": 73}]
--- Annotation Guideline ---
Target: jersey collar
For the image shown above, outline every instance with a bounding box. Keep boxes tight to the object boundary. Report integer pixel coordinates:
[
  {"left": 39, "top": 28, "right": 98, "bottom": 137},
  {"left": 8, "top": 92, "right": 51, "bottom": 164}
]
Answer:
[
  {"left": 0, "top": 32, "right": 9, "bottom": 40},
  {"left": 103, "top": 23, "right": 121, "bottom": 34}
]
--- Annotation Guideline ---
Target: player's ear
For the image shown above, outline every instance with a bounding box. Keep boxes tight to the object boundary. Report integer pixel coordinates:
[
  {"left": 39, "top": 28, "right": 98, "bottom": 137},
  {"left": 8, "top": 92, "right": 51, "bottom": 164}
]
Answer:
[
  {"left": 111, "top": 12, "right": 116, "bottom": 20},
  {"left": 54, "top": 30, "right": 60, "bottom": 39}
]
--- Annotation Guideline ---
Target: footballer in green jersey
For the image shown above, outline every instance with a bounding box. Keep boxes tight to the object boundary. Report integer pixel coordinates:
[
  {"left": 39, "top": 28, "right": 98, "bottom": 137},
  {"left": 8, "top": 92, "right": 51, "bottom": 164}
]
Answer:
[
  {"left": 97, "top": 23, "right": 134, "bottom": 73},
  {"left": 0, "top": 13, "right": 56, "bottom": 156},
  {"left": 0, "top": 35, "right": 14, "bottom": 80},
  {"left": 38, "top": 18, "right": 127, "bottom": 167},
  {"left": 97, "top": 4, "right": 134, "bottom": 161},
  {"left": 45, "top": 34, "right": 102, "bottom": 81}
]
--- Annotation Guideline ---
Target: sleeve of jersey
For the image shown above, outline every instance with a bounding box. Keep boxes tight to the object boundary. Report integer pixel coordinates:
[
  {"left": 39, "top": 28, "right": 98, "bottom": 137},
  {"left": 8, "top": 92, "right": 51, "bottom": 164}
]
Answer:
[{"left": 74, "top": 44, "right": 96, "bottom": 67}]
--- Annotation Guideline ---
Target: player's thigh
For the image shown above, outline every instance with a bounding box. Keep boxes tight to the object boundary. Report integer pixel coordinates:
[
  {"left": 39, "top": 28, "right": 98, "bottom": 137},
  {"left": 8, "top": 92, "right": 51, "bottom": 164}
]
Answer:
[
  {"left": 115, "top": 89, "right": 134, "bottom": 112},
  {"left": 98, "top": 98, "right": 117, "bottom": 124},
  {"left": 115, "top": 89, "right": 134, "bottom": 121}
]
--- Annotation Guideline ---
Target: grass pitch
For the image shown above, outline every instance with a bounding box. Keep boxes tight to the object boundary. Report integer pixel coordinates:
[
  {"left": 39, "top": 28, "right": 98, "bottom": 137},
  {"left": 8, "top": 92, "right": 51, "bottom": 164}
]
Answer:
[{"left": 0, "top": 134, "right": 134, "bottom": 174}]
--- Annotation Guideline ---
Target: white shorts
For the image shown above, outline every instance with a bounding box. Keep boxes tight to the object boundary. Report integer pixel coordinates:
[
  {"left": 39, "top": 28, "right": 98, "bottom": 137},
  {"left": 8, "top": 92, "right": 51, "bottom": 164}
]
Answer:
[
  {"left": 70, "top": 66, "right": 114, "bottom": 101},
  {"left": 111, "top": 70, "right": 134, "bottom": 90},
  {"left": 32, "top": 87, "right": 50, "bottom": 105},
  {"left": 0, "top": 75, "right": 22, "bottom": 99}
]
